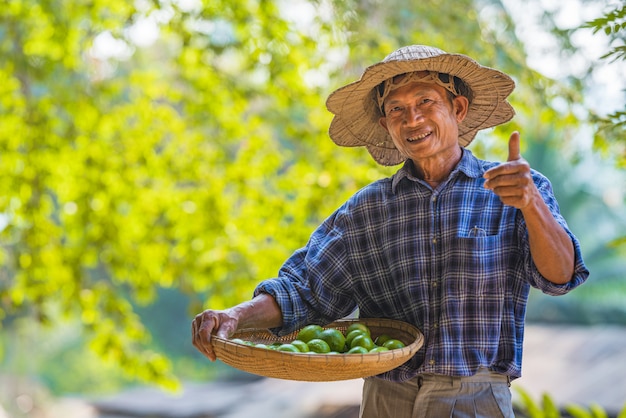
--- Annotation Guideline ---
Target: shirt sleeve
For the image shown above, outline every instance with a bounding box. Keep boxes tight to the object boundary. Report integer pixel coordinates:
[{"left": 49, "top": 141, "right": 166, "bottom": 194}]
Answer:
[
  {"left": 254, "top": 206, "right": 358, "bottom": 335},
  {"left": 520, "top": 171, "right": 589, "bottom": 295}
]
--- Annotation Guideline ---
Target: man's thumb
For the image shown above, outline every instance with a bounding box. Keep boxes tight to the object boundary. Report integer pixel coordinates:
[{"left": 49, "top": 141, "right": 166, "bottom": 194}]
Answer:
[{"left": 508, "top": 131, "right": 521, "bottom": 162}]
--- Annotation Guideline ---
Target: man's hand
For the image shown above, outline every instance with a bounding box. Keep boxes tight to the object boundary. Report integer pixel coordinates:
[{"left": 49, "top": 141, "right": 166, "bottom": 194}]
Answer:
[
  {"left": 483, "top": 131, "right": 537, "bottom": 209},
  {"left": 191, "top": 293, "right": 283, "bottom": 362},
  {"left": 192, "top": 309, "right": 240, "bottom": 361},
  {"left": 483, "top": 131, "right": 575, "bottom": 284}
]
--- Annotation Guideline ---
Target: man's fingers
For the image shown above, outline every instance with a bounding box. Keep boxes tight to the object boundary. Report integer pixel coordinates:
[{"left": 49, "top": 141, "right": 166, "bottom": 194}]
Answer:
[
  {"left": 192, "top": 313, "right": 218, "bottom": 361},
  {"left": 482, "top": 131, "right": 535, "bottom": 209},
  {"left": 483, "top": 131, "right": 525, "bottom": 186},
  {"left": 507, "top": 131, "right": 521, "bottom": 162}
]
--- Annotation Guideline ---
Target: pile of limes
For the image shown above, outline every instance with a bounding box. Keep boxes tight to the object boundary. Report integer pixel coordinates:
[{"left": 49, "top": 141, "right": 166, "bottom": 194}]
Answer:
[{"left": 230, "top": 323, "right": 406, "bottom": 354}]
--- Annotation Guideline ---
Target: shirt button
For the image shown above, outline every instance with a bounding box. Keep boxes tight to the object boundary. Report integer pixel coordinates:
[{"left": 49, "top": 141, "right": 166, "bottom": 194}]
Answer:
[
  {"left": 432, "top": 238, "right": 437, "bottom": 244},
  {"left": 429, "top": 359, "right": 436, "bottom": 365}
]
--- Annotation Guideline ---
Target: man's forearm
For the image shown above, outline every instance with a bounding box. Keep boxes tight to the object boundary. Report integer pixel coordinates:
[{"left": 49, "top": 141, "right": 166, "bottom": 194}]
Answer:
[
  {"left": 522, "top": 197, "right": 575, "bottom": 284},
  {"left": 229, "top": 293, "right": 284, "bottom": 330}
]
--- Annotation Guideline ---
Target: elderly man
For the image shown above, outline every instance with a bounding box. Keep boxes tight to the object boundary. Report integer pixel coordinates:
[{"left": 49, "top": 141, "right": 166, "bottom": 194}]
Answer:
[{"left": 192, "top": 45, "right": 589, "bottom": 417}]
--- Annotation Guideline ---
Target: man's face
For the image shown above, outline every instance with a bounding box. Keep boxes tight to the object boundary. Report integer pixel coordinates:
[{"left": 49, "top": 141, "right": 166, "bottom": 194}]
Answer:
[{"left": 378, "top": 80, "right": 468, "bottom": 162}]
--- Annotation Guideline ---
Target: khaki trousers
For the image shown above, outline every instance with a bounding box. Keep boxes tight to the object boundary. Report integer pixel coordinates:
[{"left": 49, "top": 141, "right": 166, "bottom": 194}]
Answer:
[{"left": 359, "top": 368, "right": 514, "bottom": 418}]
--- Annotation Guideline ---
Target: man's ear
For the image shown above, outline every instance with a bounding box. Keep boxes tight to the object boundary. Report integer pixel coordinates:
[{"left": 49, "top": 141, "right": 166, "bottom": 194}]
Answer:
[
  {"left": 378, "top": 116, "right": 389, "bottom": 131},
  {"left": 453, "top": 95, "right": 469, "bottom": 122}
]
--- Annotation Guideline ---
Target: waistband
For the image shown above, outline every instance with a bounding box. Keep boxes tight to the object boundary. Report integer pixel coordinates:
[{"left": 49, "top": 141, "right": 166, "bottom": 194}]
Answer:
[{"left": 415, "top": 368, "right": 510, "bottom": 387}]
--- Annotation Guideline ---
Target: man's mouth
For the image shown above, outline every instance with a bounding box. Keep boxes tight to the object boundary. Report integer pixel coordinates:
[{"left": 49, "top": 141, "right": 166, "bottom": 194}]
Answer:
[{"left": 407, "top": 132, "right": 431, "bottom": 142}]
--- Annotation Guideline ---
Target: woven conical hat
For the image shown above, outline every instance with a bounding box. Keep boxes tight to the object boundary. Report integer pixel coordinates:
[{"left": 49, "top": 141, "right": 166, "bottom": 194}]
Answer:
[{"left": 326, "top": 45, "right": 515, "bottom": 166}]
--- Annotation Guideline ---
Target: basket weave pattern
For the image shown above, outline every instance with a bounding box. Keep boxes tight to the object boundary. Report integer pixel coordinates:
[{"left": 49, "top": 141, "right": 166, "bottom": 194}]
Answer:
[{"left": 212, "top": 318, "right": 424, "bottom": 381}]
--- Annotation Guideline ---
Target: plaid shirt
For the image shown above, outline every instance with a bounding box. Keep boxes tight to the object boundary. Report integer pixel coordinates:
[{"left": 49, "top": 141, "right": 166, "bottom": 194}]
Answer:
[{"left": 255, "top": 148, "right": 589, "bottom": 381}]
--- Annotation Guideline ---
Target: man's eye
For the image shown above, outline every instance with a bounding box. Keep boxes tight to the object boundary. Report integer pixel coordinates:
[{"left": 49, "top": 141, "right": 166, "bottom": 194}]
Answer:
[{"left": 389, "top": 106, "right": 402, "bottom": 113}]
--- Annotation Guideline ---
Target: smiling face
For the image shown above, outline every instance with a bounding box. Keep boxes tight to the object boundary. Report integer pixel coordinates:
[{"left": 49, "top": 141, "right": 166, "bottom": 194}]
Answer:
[{"left": 378, "top": 79, "right": 469, "bottom": 164}]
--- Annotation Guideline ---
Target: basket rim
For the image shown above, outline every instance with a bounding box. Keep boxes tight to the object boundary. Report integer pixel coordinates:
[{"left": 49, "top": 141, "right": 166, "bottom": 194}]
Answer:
[{"left": 211, "top": 318, "right": 424, "bottom": 381}]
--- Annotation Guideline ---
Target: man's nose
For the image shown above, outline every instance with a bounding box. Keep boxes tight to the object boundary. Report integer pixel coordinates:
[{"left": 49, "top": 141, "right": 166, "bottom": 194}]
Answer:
[{"left": 405, "top": 106, "right": 424, "bottom": 124}]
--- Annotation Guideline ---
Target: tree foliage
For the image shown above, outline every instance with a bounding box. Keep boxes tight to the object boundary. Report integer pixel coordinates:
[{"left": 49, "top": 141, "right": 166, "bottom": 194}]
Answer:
[
  {"left": 577, "top": 3, "right": 626, "bottom": 258},
  {"left": 583, "top": 4, "right": 626, "bottom": 61},
  {"left": 0, "top": 0, "right": 358, "bottom": 389},
  {"left": 0, "top": 0, "right": 622, "bottom": 390},
  {"left": 580, "top": 3, "right": 626, "bottom": 167},
  {"left": 518, "top": 1, "right": 626, "bottom": 321}
]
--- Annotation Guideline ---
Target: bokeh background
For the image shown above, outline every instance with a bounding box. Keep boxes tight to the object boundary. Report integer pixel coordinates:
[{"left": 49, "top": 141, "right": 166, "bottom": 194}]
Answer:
[{"left": 1, "top": 0, "right": 624, "bottom": 416}]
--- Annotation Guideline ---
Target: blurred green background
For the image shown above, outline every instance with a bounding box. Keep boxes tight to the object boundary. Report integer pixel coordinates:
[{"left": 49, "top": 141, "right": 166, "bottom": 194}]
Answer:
[{"left": 0, "top": 0, "right": 624, "bottom": 411}]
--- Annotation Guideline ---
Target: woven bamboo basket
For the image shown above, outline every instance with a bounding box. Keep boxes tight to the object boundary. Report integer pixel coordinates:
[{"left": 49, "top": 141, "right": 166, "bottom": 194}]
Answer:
[{"left": 211, "top": 318, "right": 424, "bottom": 381}]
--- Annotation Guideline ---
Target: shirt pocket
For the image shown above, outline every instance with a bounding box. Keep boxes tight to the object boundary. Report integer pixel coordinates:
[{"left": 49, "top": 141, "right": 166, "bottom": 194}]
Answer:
[{"left": 447, "top": 235, "right": 507, "bottom": 298}]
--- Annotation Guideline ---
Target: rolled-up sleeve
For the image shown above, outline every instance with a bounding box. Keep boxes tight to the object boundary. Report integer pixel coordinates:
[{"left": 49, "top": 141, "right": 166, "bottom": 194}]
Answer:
[
  {"left": 254, "top": 209, "right": 357, "bottom": 335},
  {"left": 520, "top": 175, "right": 590, "bottom": 295}
]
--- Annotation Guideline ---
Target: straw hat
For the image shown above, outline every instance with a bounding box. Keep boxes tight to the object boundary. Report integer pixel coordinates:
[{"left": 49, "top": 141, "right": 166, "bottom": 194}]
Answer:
[{"left": 326, "top": 45, "right": 516, "bottom": 166}]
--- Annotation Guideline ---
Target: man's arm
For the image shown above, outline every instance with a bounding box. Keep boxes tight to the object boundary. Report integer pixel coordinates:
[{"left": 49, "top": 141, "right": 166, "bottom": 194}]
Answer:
[
  {"left": 191, "top": 293, "right": 283, "bottom": 361},
  {"left": 483, "top": 131, "right": 575, "bottom": 284}
]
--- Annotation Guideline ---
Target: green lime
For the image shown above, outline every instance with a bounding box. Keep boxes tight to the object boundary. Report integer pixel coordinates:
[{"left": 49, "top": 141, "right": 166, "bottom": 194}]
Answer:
[
  {"left": 369, "top": 346, "right": 390, "bottom": 353},
  {"left": 350, "top": 334, "right": 375, "bottom": 351},
  {"left": 382, "top": 339, "right": 406, "bottom": 350},
  {"left": 306, "top": 338, "right": 331, "bottom": 353},
  {"left": 296, "top": 325, "right": 323, "bottom": 343},
  {"left": 345, "top": 329, "right": 367, "bottom": 346},
  {"left": 346, "top": 323, "right": 371, "bottom": 336},
  {"left": 277, "top": 343, "right": 300, "bottom": 352},
  {"left": 375, "top": 334, "right": 392, "bottom": 346},
  {"left": 347, "top": 346, "right": 369, "bottom": 354},
  {"left": 319, "top": 328, "right": 346, "bottom": 352},
  {"left": 291, "top": 340, "right": 309, "bottom": 353}
]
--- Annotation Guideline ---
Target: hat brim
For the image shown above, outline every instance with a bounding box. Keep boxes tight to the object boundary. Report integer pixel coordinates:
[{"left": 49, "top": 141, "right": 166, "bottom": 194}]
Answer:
[{"left": 326, "top": 52, "right": 515, "bottom": 166}]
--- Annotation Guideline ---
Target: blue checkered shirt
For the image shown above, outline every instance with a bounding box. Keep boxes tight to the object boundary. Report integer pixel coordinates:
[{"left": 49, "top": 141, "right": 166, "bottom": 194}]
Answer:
[{"left": 255, "top": 148, "right": 589, "bottom": 381}]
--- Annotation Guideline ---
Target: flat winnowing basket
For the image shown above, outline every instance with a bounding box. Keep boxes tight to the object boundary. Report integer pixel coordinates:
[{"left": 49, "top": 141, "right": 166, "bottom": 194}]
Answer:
[{"left": 211, "top": 318, "right": 424, "bottom": 382}]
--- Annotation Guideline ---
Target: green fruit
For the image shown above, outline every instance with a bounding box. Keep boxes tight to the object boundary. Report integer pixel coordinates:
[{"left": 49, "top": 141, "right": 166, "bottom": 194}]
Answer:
[
  {"left": 350, "top": 334, "right": 375, "bottom": 351},
  {"left": 346, "top": 323, "right": 371, "bottom": 336},
  {"left": 347, "top": 346, "right": 369, "bottom": 354},
  {"left": 277, "top": 343, "right": 300, "bottom": 352},
  {"left": 319, "top": 328, "right": 346, "bottom": 352},
  {"left": 291, "top": 340, "right": 309, "bottom": 353},
  {"left": 382, "top": 339, "right": 406, "bottom": 350},
  {"left": 345, "top": 329, "right": 367, "bottom": 346},
  {"left": 296, "top": 325, "right": 323, "bottom": 343},
  {"left": 306, "top": 338, "right": 331, "bottom": 353},
  {"left": 375, "top": 334, "right": 392, "bottom": 346}
]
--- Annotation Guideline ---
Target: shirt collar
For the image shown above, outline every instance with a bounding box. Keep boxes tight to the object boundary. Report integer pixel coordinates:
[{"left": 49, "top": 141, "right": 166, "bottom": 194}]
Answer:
[{"left": 391, "top": 148, "right": 484, "bottom": 193}]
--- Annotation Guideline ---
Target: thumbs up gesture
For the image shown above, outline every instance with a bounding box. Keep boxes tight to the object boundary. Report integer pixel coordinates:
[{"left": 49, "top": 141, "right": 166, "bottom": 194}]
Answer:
[
  {"left": 483, "top": 131, "right": 536, "bottom": 209},
  {"left": 506, "top": 131, "right": 522, "bottom": 162}
]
